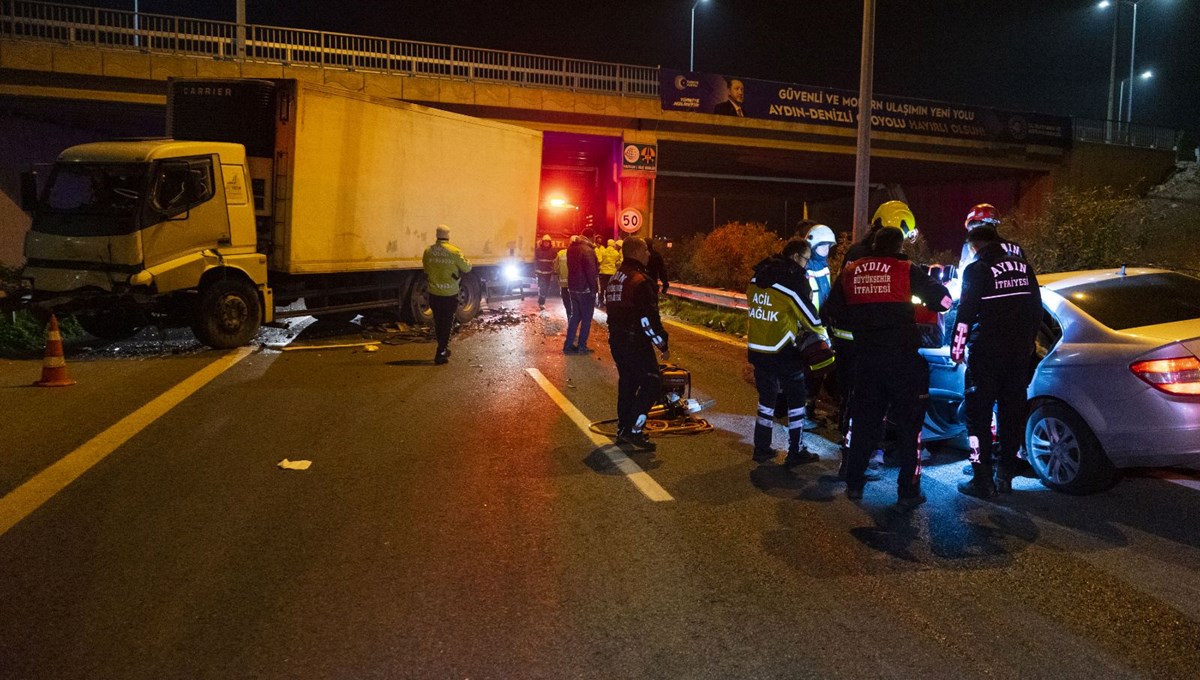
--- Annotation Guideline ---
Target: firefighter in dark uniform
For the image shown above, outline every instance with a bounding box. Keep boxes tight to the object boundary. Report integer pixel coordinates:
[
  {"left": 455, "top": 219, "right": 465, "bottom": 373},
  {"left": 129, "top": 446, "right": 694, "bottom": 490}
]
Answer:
[
  {"left": 952, "top": 225, "right": 1042, "bottom": 498},
  {"left": 746, "top": 239, "right": 828, "bottom": 466},
  {"left": 825, "top": 226, "right": 951, "bottom": 508},
  {"left": 604, "top": 237, "right": 670, "bottom": 452},
  {"left": 827, "top": 201, "right": 919, "bottom": 479}
]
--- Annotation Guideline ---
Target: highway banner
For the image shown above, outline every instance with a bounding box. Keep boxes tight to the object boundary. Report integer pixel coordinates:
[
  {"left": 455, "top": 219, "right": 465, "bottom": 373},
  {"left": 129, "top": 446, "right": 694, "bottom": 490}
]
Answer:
[{"left": 660, "top": 69, "right": 1072, "bottom": 148}]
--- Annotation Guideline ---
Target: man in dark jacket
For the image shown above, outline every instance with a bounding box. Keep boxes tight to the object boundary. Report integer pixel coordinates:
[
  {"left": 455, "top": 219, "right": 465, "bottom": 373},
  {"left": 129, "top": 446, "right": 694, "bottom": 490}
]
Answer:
[
  {"left": 645, "top": 239, "right": 670, "bottom": 294},
  {"left": 825, "top": 227, "right": 952, "bottom": 509},
  {"left": 564, "top": 228, "right": 600, "bottom": 354},
  {"left": 534, "top": 234, "right": 557, "bottom": 309},
  {"left": 952, "top": 226, "right": 1042, "bottom": 498},
  {"left": 746, "top": 239, "right": 827, "bottom": 466},
  {"left": 604, "top": 237, "right": 670, "bottom": 452}
]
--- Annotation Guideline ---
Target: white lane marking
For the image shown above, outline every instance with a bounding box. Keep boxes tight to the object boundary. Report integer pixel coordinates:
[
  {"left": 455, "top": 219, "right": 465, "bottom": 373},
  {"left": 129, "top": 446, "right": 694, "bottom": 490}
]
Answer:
[
  {"left": 1165, "top": 478, "right": 1200, "bottom": 492},
  {"left": 0, "top": 346, "right": 255, "bottom": 537},
  {"left": 524, "top": 368, "right": 673, "bottom": 502},
  {"left": 662, "top": 318, "right": 744, "bottom": 348}
]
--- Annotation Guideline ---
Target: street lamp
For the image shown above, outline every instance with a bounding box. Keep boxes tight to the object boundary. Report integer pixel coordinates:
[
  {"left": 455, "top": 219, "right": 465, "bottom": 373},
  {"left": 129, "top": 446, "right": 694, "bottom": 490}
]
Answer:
[
  {"left": 1116, "top": 70, "right": 1153, "bottom": 138},
  {"left": 1097, "top": 0, "right": 1151, "bottom": 125},
  {"left": 689, "top": 0, "right": 708, "bottom": 72}
]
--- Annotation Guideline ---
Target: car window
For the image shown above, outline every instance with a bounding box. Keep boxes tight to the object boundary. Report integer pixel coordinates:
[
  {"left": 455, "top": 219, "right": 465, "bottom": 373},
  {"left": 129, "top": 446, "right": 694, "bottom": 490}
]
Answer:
[
  {"left": 1035, "top": 307, "right": 1063, "bottom": 360},
  {"left": 152, "top": 157, "right": 215, "bottom": 217},
  {"left": 1058, "top": 273, "right": 1200, "bottom": 330}
]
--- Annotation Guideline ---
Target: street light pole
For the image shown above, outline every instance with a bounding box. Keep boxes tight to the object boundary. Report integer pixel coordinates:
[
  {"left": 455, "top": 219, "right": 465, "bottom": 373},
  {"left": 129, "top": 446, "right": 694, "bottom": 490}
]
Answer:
[
  {"left": 689, "top": 0, "right": 707, "bottom": 72},
  {"left": 852, "top": 0, "right": 876, "bottom": 243},
  {"left": 235, "top": 0, "right": 246, "bottom": 60},
  {"left": 1105, "top": 2, "right": 1119, "bottom": 140},
  {"left": 1126, "top": 1, "right": 1138, "bottom": 123}
]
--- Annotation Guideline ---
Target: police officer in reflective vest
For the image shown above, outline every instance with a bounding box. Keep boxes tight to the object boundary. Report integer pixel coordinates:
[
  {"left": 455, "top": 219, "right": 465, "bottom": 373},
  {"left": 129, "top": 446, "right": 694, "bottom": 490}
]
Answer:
[
  {"left": 604, "top": 237, "right": 670, "bottom": 452},
  {"left": 746, "top": 239, "right": 828, "bottom": 466},
  {"left": 825, "top": 227, "right": 951, "bottom": 508},
  {"left": 422, "top": 224, "right": 472, "bottom": 365},
  {"left": 952, "top": 225, "right": 1042, "bottom": 498}
]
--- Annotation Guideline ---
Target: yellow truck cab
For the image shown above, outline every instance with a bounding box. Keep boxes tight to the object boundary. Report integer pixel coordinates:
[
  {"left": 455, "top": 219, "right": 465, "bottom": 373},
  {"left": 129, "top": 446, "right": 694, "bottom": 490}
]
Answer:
[{"left": 23, "top": 139, "right": 270, "bottom": 347}]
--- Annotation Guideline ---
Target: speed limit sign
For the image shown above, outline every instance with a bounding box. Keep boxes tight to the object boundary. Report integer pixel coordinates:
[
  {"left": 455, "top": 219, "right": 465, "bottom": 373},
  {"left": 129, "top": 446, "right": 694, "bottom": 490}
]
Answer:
[{"left": 618, "top": 207, "right": 644, "bottom": 234}]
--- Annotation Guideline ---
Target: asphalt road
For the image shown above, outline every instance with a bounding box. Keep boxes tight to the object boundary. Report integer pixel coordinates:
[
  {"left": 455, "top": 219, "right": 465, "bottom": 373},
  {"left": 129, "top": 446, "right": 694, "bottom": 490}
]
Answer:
[{"left": 2, "top": 297, "right": 1200, "bottom": 679}]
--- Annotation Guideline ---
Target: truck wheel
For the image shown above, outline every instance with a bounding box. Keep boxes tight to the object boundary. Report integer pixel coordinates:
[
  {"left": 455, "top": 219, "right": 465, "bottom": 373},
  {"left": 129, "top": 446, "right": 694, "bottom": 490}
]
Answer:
[
  {"left": 191, "top": 279, "right": 262, "bottom": 349},
  {"left": 76, "top": 311, "right": 145, "bottom": 341},
  {"left": 1025, "top": 401, "right": 1118, "bottom": 495},
  {"left": 407, "top": 276, "right": 434, "bottom": 326},
  {"left": 455, "top": 273, "right": 483, "bottom": 323}
]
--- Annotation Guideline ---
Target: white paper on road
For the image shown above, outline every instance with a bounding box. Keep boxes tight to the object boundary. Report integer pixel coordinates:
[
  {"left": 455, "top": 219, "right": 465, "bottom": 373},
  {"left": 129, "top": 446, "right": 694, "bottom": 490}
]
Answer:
[{"left": 277, "top": 459, "right": 313, "bottom": 471}]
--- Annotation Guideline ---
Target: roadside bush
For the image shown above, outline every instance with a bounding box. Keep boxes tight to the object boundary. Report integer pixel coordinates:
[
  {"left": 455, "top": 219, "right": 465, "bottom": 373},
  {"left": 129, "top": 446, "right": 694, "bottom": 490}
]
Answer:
[
  {"left": 664, "top": 233, "right": 706, "bottom": 285},
  {"left": 689, "top": 222, "right": 782, "bottom": 291},
  {"left": 1008, "top": 186, "right": 1145, "bottom": 274}
]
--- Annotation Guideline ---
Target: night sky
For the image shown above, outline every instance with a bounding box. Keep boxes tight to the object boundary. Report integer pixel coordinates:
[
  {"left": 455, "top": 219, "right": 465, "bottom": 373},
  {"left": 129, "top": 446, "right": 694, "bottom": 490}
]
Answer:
[{"left": 92, "top": 1, "right": 1200, "bottom": 136}]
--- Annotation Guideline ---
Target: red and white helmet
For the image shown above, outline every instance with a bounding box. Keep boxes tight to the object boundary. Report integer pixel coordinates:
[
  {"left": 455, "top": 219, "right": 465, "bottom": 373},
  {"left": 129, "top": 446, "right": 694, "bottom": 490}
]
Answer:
[{"left": 965, "top": 203, "right": 1000, "bottom": 230}]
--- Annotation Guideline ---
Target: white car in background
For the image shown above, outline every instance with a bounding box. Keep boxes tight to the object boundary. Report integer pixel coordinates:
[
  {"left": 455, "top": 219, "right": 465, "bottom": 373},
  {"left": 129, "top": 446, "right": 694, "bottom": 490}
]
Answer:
[{"left": 1025, "top": 268, "right": 1200, "bottom": 494}]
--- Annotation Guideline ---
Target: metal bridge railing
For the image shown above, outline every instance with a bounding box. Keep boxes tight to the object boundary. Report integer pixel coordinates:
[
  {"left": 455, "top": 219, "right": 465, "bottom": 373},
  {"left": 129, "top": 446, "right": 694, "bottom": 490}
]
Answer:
[
  {"left": 0, "top": 1, "right": 1183, "bottom": 149},
  {"left": 1073, "top": 118, "right": 1181, "bottom": 151},
  {"left": 0, "top": 0, "right": 661, "bottom": 96}
]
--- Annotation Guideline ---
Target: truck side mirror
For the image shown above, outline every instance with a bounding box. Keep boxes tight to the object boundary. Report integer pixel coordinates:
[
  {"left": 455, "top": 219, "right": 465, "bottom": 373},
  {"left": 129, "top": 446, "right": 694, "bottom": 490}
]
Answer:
[{"left": 19, "top": 171, "right": 38, "bottom": 212}]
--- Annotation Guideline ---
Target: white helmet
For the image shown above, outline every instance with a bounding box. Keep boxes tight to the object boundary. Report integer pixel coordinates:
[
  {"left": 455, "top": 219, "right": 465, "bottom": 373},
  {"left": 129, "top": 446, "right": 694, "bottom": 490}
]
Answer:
[{"left": 805, "top": 224, "right": 836, "bottom": 247}]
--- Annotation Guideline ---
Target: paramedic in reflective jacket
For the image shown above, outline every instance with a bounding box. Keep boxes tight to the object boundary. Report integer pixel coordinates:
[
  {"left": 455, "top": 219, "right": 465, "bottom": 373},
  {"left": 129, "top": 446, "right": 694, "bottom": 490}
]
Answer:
[
  {"left": 746, "top": 239, "right": 827, "bottom": 467},
  {"left": 604, "top": 237, "right": 670, "bottom": 452},
  {"left": 824, "top": 227, "right": 951, "bottom": 508},
  {"left": 952, "top": 225, "right": 1042, "bottom": 498}
]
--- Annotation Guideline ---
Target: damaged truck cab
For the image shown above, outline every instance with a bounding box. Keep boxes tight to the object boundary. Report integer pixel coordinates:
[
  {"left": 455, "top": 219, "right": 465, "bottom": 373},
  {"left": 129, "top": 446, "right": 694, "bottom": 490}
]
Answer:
[{"left": 22, "top": 140, "right": 269, "bottom": 347}]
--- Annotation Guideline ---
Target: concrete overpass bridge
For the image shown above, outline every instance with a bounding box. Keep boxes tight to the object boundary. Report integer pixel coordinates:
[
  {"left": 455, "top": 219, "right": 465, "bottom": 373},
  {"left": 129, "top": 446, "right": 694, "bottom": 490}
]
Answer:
[{"left": 0, "top": 0, "right": 1182, "bottom": 266}]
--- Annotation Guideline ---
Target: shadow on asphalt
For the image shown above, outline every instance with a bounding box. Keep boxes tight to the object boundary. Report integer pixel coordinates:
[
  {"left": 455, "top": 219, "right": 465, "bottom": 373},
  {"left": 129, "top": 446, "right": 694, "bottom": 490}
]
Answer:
[
  {"left": 386, "top": 359, "right": 437, "bottom": 367},
  {"left": 584, "top": 445, "right": 663, "bottom": 474}
]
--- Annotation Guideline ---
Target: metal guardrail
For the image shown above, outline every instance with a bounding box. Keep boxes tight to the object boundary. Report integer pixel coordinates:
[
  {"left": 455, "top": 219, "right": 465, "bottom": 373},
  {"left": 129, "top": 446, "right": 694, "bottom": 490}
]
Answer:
[
  {"left": 0, "top": 0, "right": 660, "bottom": 96},
  {"left": 0, "top": 1, "right": 1185, "bottom": 151},
  {"left": 1074, "top": 118, "right": 1180, "bottom": 151},
  {"left": 665, "top": 283, "right": 747, "bottom": 310}
]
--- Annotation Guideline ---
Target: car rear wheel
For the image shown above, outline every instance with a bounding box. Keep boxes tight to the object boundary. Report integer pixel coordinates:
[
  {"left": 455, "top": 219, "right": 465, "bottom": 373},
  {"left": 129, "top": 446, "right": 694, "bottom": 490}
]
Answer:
[{"left": 1025, "top": 401, "right": 1117, "bottom": 495}]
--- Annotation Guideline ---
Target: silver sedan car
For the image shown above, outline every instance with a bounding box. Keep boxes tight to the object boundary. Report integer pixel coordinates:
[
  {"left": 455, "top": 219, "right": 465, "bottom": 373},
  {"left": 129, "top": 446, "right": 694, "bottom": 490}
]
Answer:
[{"left": 1025, "top": 268, "right": 1200, "bottom": 494}]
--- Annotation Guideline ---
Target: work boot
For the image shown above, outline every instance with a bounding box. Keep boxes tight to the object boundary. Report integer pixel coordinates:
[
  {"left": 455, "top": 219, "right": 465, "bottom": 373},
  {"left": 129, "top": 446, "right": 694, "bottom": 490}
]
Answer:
[
  {"left": 783, "top": 448, "right": 820, "bottom": 468},
  {"left": 895, "top": 492, "right": 927, "bottom": 512},
  {"left": 845, "top": 485, "right": 864, "bottom": 501},
  {"left": 958, "top": 464, "right": 997, "bottom": 499},
  {"left": 618, "top": 430, "right": 657, "bottom": 452},
  {"left": 752, "top": 448, "right": 779, "bottom": 464},
  {"left": 995, "top": 460, "right": 1018, "bottom": 494}
]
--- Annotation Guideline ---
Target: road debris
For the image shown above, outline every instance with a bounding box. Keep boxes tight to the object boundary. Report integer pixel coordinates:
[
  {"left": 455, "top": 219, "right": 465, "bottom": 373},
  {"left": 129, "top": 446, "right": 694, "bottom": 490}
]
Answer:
[{"left": 277, "top": 459, "right": 312, "bottom": 471}]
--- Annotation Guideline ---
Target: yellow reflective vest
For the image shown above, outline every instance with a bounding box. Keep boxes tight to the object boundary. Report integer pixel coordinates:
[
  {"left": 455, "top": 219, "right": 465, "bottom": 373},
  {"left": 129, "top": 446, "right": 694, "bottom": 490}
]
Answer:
[
  {"left": 597, "top": 246, "right": 620, "bottom": 275},
  {"left": 422, "top": 241, "right": 472, "bottom": 297},
  {"left": 746, "top": 258, "right": 827, "bottom": 356}
]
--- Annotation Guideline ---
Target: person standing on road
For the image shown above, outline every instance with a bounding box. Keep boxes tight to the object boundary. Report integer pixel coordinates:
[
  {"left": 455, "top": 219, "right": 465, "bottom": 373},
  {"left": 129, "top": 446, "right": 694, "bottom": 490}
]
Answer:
[
  {"left": 604, "top": 237, "right": 669, "bottom": 452},
  {"left": 534, "top": 234, "right": 557, "bottom": 310},
  {"left": 555, "top": 237, "right": 573, "bottom": 319},
  {"left": 952, "top": 226, "right": 1042, "bottom": 498},
  {"left": 564, "top": 228, "right": 599, "bottom": 354},
  {"left": 746, "top": 239, "right": 827, "bottom": 467},
  {"left": 597, "top": 239, "right": 620, "bottom": 309},
  {"left": 828, "top": 202, "right": 917, "bottom": 478},
  {"left": 422, "top": 224, "right": 472, "bottom": 365},
  {"left": 824, "top": 226, "right": 951, "bottom": 509},
  {"left": 645, "top": 239, "right": 670, "bottom": 294}
]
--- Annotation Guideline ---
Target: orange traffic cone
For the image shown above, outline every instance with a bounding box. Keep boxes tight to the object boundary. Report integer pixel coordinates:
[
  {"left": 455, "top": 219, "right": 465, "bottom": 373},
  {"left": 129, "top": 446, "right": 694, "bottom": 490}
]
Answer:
[{"left": 34, "top": 314, "right": 75, "bottom": 387}]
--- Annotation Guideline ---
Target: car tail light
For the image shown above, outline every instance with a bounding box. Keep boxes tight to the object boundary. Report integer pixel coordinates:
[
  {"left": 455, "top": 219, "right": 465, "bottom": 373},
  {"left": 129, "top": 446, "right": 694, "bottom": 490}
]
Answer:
[{"left": 1130, "top": 356, "right": 1200, "bottom": 395}]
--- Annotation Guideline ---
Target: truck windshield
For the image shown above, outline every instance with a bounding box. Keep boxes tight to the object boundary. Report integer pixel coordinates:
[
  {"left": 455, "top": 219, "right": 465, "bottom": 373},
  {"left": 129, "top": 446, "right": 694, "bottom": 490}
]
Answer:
[{"left": 34, "top": 163, "right": 148, "bottom": 236}]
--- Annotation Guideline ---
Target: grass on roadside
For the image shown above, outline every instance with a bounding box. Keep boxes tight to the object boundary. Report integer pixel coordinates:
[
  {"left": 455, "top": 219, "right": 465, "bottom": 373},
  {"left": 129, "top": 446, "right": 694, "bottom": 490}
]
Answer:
[
  {"left": 659, "top": 295, "right": 747, "bottom": 338},
  {"left": 0, "top": 310, "right": 86, "bottom": 357}
]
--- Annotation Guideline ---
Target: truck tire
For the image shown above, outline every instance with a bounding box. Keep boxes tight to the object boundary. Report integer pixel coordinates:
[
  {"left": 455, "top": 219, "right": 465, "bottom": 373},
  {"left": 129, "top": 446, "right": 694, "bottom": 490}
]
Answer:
[
  {"left": 76, "top": 311, "right": 145, "bottom": 341},
  {"left": 455, "top": 273, "right": 483, "bottom": 323},
  {"left": 407, "top": 276, "right": 434, "bottom": 326},
  {"left": 191, "top": 279, "right": 262, "bottom": 349},
  {"left": 1025, "top": 401, "right": 1118, "bottom": 495}
]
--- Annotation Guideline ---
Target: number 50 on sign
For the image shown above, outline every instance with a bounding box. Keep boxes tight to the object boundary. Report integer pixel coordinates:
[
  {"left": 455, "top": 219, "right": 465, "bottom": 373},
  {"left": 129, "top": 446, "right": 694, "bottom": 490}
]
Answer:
[{"left": 619, "top": 207, "right": 643, "bottom": 234}]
